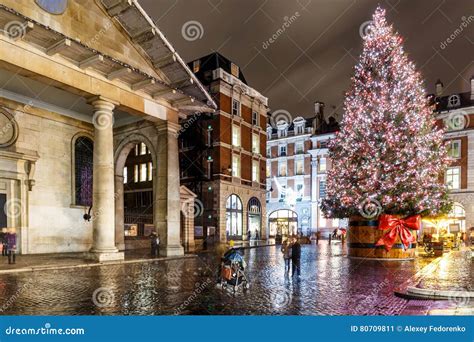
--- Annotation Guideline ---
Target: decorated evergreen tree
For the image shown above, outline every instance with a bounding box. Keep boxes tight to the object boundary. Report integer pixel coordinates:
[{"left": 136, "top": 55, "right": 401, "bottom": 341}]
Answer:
[{"left": 321, "top": 7, "right": 451, "bottom": 223}]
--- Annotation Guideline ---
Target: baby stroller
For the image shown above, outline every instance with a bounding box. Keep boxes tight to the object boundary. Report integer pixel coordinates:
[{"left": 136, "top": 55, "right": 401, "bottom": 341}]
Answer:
[{"left": 219, "top": 248, "right": 250, "bottom": 293}]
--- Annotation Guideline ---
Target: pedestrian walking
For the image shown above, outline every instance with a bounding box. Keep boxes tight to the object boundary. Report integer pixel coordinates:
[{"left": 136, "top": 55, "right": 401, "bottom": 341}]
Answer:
[
  {"left": 150, "top": 232, "right": 160, "bottom": 257},
  {"left": 6, "top": 228, "right": 16, "bottom": 264},
  {"left": 0, "top": 228, "right": 7, "bottom": 256},
  {"left": 316, "top": 231, "right": 321, "bottom": 244},
  {"left": 247, "top": 229, "right": 252, "bottom": 241},
  {"left": 255, "top": 230, "right": 259, "bottom": 240},
  {"left": 291, "top": 237, "right": 301, "bottom": 277},
  {"left": 281, "top": 239, "right": 292, "bottom": 274}
]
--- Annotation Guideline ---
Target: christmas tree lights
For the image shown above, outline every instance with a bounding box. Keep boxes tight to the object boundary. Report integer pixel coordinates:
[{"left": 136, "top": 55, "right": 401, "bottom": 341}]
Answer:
[{"left": 321, "top": 7, "right": 451, "bottom": 219}]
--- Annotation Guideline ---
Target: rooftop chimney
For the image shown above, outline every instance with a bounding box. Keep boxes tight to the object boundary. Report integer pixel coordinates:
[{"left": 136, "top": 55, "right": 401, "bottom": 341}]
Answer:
[
  {"left": 314, "top": 101, "right": 325, "bottom": 115},
  {"left": 435, "top": 79, "right": 443, "bottom": 97},
  {"left": 313, "top": 101, "right": 325, "bottom": 134}
]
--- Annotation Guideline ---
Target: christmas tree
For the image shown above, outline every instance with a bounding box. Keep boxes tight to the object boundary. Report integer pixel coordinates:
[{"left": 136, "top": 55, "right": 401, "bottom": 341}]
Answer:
[{"left": 321, "top": 7, "right": 451, "bottom": 220}]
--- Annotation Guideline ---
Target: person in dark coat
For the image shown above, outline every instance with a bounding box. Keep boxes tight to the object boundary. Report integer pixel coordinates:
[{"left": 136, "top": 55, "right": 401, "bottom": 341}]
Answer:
[
  {"left": 291, "top": 237, "right": 301, "bottom": 277},
  {"left": 150, "top": 232, "right": 159, "bottom": 257},
  {"left": 0, "top": 228, "right": 7, "bottom": 256},
  {"left": 6, "top": 228, "right": 16, "bottom": 264}
]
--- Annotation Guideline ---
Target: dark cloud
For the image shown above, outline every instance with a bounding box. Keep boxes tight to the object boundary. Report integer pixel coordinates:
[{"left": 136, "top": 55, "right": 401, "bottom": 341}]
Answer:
[{"left": 141, "top": 0, "right": 474, "bottom": 120}]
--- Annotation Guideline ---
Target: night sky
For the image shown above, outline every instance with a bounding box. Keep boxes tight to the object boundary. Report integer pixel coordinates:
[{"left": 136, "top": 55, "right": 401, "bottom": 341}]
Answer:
[{"left": 140, "top": 0, "right": 473, "bottom": 121}]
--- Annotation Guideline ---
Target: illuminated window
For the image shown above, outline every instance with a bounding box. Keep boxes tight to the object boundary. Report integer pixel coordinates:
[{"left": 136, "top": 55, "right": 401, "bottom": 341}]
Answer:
[
  {"left": 232, "top": 124, "right": 241, "bottom": 147},
  {"left": 123, "top": 167, "right": 128, "bottom": 184},
  {"left": 318, "top": 157, "right": 327, "bottom": 172},
  {"left": 231, "top": 63, "right": 239, "bottom": 77},
  {"left": 296, "top": 159, "right": 304, "bottom": 175},
  {"left": 148, "top": 162, "right": 153, "bottom": 181},
  {"left": 252, "top": 133, "right": 260, "bottom": 154},
  {"left": 139, "top": 142, "right": 147, "bottom": 155},
  {"left": 252, "top": 160, "right": 259, "bottom": 182},
  {"left": 279, "top": 162, "right": 287, "bottom": 177},
  {"left": 295, "top": 142, "right": 304, "bottom": 154},
  {"left": 447, "top": 140, "right": 461, "bottom": 159},
  {"left": 232, "top": 154, "right": 241, "bottom": 177},
  {"left": 193, "top": 59, "right": 200, "bottom": 73},
  {"left": 134, "top": 164, "right": 139, "bottom": 183},
  {"left": 140, "top": 163, "right": 147, "bottom": 182},
  {"left": 446, "top": 167, "right": 460, "bottom": 190},
  {"left": 266, "top": 163, "right": 271, "bottom": 177}
]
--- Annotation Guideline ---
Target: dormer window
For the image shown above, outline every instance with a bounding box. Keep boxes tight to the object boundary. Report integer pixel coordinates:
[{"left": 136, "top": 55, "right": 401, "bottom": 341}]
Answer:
[
  {"left": 193, "top": 60, "right": 200, "bottom": 73},
  {"left": 231, "top": 63, "right": 239, "bottom": 77},
  {"left": 276, "top": 121, "right": 288, "bottom": 138},
  {"left": 447, "top": 94, "right": 461, "bottom": 108},
  {"left": 293, "top": 116, "right": 305, "bottom": 135}
]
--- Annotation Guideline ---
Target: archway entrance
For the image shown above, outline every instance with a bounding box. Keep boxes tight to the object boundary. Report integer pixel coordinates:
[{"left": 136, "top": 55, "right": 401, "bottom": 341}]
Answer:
[
  {"left": 115, "top": 136, "right": 156, "bottom": 251},
  {"left": 247, "top": 197, "right": 261, "bottom": 240},
  {"left": 269, "top": 209, "right": 298, "bottom": 243}
]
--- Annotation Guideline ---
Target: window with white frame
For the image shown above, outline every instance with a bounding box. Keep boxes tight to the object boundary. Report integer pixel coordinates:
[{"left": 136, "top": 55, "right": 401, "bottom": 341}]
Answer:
[
  {"left": 266, "top": 163, "right": 271, "bottom": 177},
  {"left": 252, "top": 133, "right": 260, "bottom": 154},
  {"left": 267, "top": 147, "right": 271, "bottom": 157},
  {"left": 295, "top": 142, "right": 304, "bottom": 154},
  {"left": 123, "top": 167, "right": 128, "bottom": 184},
  {"left": 296, "top": 125, "right": 304, "bottom": 135},
  {"left": 318, "top": 157, "right": 327, "bottom": 172},
  {"left": 445, "top": 167, "right": 460, "bottom": 190},
  {"left": 232, "top": 154, "right": 241, "bottom": 177},
  {"left": 280, "top": 185, "right": 287, "bottom": 201},
  {"left": 279, "top": 161, "right": 287, "bottom": 177},
  {"left": 295, "top": 159, "right": 304, "bottom": 175},
  {"left": 252, "top": 111, "right": 259, "bottom": 126},
  {"left": 232, "top": 124, "right": 241, "bottom": 147},
  {"left": 447, "top": 140, "right": 461, "bottom": 159},
  {"left": 252, "top": 160, "right": 259, "bottom": 182},
  {"left": 232, "top": 99, "right": 241, "bottom": 116},
  {"left": 279, "top": 145, "right": 287, "bottom": 156}
]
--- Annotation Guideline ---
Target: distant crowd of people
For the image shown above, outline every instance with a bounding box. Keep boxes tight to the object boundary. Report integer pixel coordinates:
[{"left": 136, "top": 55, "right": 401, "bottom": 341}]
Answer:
[{"left": 0, "top": 228, "right": 17, "bottom": 264}]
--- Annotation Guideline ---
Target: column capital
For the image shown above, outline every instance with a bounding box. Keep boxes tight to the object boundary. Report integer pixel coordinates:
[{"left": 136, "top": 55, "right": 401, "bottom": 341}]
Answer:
[{"left": 87, "top": 95, "right": 119, "bottom": 109}]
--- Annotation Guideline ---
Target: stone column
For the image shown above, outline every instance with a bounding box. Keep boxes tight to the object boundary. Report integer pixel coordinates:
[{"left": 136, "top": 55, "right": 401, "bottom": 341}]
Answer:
[
  {"left": 155, "top": 121, "right": 184, "bottom": 256},
  {"left": 114, "top": 175, "right": 125, "bottom": 251},
  {"left": 88, "top": 96, "right": 124, "bottom": 261}
]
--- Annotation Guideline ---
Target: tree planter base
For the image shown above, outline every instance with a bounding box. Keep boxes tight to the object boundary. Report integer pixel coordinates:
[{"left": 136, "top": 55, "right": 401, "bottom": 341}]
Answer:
[{"left": 347, "top": 216, "right": 416, "bottom": 260}]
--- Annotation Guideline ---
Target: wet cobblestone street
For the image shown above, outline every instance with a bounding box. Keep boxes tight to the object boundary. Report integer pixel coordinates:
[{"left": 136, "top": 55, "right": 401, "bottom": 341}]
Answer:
[{"left": 0, "top": 243, "right": 467, "bottom": 315}]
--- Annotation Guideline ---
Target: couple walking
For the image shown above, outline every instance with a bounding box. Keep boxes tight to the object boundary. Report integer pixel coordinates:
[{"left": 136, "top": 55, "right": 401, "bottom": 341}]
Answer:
[{"left": 281, "top": 236, "right": 301, "bottom": 277}]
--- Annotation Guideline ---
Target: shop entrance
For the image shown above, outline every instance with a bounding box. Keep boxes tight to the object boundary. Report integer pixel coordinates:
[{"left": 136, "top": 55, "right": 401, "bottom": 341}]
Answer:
[{"left": 269, "top": 209, "right": 298, "bottom": 243}]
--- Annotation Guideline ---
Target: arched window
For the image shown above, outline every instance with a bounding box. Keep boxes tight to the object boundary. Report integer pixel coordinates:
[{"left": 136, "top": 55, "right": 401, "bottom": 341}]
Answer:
[
  {"left": 74, "top": 136, "right": 93, "bottom": 206},
  {"left": 248, "top": 197, "right": 261, "bottom": 214},
  {"left": 226, "top": 194, "right": 242, "bottom": 238}
]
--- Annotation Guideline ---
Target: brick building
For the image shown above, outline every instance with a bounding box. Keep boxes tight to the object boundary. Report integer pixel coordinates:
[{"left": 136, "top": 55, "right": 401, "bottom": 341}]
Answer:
[
  {"left": 432, "top": 77, "right": 474, "bottom": 237},
  {"left": 179, "top": 53, "right": 268, "bottom": 243}
]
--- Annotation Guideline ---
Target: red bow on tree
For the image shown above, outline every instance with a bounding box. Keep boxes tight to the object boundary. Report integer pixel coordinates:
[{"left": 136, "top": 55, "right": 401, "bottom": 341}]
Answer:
[{"left": 375, "top": 214, "right": 421, "bottom": 252}]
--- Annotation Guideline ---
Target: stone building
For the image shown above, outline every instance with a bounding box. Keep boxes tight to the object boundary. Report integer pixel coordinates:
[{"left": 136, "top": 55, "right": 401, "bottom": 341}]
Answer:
[
  {"left": 432, "top": 77, "right": 474, "bottom": 235},
  {"left": 0, "top": 0, "right": 215, "bottom": 259},
  {"left": 266, "top": 102, "right": 340, "bottom": 241},
  {"left": 179, "top": 53, "right": 268, "bottom": 243}
]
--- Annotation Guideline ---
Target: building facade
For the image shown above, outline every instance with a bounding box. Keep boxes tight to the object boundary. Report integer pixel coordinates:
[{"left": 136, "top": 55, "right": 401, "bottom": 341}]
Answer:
[
  {"left": 0, "top": 0, "right": 215, "bottom": 258},
  {"left": 433, "top": 77, "right": 474, "bottom": 236},
  {"left": 266, "top": 102, "right": 340, "bottom": 241},
  {"left": 179, "top": 53, "right": 268, "bottom": 243}
]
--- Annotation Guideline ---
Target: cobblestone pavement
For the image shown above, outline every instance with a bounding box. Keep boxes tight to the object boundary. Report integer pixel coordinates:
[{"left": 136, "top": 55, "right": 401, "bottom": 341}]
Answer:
[{"left": 0, "top": 243, "right": 469, "bottom": 315}]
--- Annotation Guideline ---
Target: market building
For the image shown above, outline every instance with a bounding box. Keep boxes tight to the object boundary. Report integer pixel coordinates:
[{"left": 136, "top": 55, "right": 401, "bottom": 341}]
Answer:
[
  {"left": 0, "top": 0, "right": 215, "bottom": 259},
  {"left": 266, "top": 102, "right": 339, "bottom": 241},
  {"left": 430, "top": 77, "right": 474, "bottom": 240},
  {"left": 179, "top": 53, "right": 268, "bottom": 244}
]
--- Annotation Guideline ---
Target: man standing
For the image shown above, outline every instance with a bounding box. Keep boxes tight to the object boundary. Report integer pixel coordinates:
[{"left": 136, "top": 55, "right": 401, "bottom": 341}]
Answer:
[
  {"left": 291, "top": 237, "right": 301, "bottom": 277},
  {"left": 150, "top": 232, "right": 160, "bottom": 257}
]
